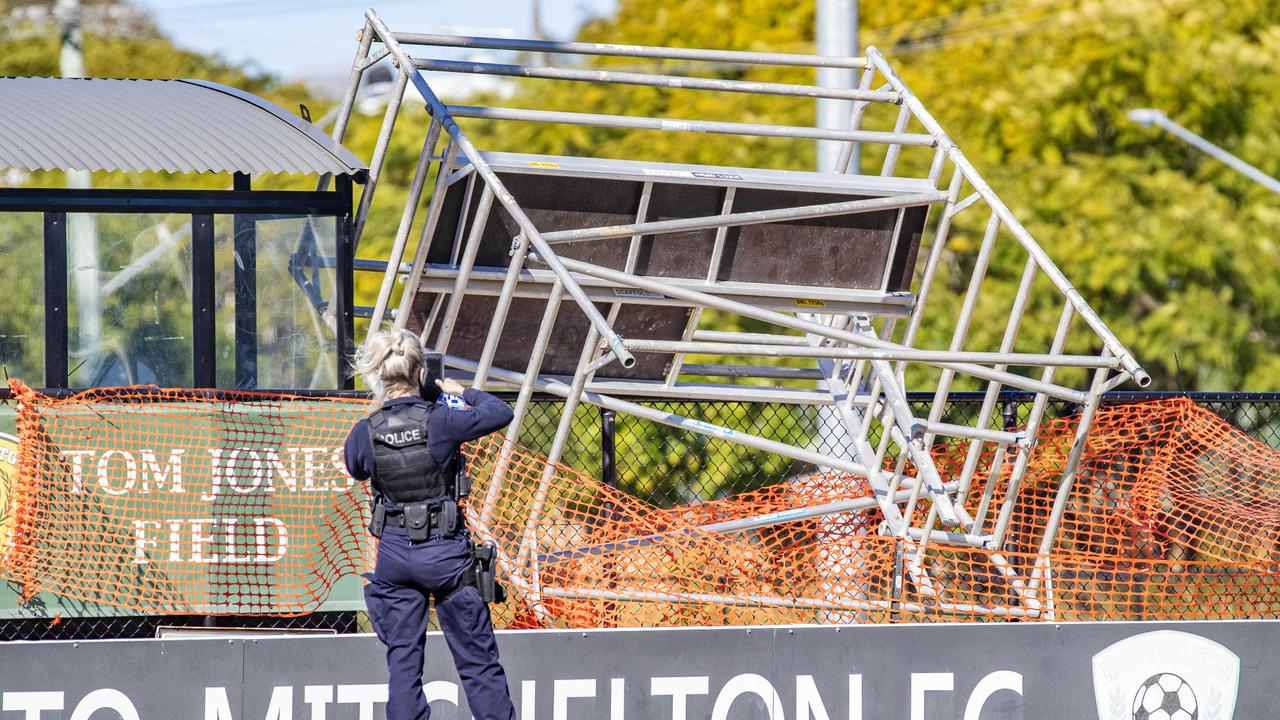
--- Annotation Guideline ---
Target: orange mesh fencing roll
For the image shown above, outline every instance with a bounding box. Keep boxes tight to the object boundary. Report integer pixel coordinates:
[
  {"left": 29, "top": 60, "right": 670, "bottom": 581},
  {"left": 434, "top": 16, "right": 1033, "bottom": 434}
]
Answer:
[{"left": 3, "top": 381, "right": 1279, "bottom": 624}]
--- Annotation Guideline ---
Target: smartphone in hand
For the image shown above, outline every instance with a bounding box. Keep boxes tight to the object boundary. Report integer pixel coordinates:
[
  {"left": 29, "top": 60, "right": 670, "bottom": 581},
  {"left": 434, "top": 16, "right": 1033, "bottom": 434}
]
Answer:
[{"left": 419, "top": 352, "right": 444, "bottom": 402}]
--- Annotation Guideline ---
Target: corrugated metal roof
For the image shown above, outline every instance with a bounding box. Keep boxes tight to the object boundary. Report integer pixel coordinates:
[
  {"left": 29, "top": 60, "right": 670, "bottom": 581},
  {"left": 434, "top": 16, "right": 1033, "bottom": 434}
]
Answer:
[{"left": 0, "top": 77, "right": 367, "bottom": 178}]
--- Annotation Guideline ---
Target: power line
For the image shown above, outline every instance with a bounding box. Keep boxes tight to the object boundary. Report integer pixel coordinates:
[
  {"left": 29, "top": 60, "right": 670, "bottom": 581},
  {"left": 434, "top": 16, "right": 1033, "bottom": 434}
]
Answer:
[
  {"left": 1, "top": 1, "right": 152, "bottom": 39},
  {"left": 153, "top": 0, "right": 420, "bottom": 23},
  {"left": 500, "top": 0, "right": 1083, "bottom": 75},
  {"left": 144, "top": 0, "right": 297, "bottom": 13},
  {"left": 890, "top": 5, "right": 1080, "bottom": 54},
  {"left": 866, "top": 0, "right": 1068, "bottom": 35}
]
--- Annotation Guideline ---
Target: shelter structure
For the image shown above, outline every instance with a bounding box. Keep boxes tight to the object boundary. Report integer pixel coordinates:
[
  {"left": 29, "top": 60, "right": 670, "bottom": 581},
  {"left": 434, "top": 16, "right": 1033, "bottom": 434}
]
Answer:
[
  {"left": 330, "top": 10, "right": 1148, "bottom": 620},
  {"left": 0, "top": 77, "right": 366, "bottom": 391}
]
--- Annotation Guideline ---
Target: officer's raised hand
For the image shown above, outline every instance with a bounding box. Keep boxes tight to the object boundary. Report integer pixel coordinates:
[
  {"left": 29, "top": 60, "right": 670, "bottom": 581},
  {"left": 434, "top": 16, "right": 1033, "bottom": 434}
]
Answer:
[{"left": 435, "top": 377, "right": 467, "bottom": 397}]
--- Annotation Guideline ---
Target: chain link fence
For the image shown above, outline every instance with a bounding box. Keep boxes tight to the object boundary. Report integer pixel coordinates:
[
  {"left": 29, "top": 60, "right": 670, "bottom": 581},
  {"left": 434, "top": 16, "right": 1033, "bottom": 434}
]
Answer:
[
  {"left": 512, "top": 392, "right": 1280, "bottom": 507},
  {"left": 5, "top": 391, "right": 1279, "bottom": 640},
  {"left": 0, "top": 612, "right": 362, "bottom": 642}
]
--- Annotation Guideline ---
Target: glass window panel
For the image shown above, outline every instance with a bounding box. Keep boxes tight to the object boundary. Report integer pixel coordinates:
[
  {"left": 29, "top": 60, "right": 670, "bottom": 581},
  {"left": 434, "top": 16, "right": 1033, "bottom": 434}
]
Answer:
[
  {"left": 67, "top": 213, "right": 193, "bottom": 387},
  {"left": 226, "top": 215, "right": 337, "bottom": 390},
  {"left": 214, "top": 215, "right": 237, "bottom": 389},
  {"left": 0, "top": 213, "right": 43, "bottom": 385}
]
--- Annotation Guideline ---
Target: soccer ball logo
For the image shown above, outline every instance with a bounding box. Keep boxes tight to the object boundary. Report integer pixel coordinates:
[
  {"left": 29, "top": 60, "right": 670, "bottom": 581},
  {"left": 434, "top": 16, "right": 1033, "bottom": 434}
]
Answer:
[{"left": 1132, "top": 673, "right": 1198, "bottom": 720}]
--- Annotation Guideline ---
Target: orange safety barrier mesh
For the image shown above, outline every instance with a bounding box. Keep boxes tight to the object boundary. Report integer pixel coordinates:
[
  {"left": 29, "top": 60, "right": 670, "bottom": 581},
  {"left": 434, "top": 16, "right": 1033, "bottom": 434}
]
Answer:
[
  {"left": 2, "top": 381, "right": 372, "bottom": 614},
  {"left": 4, "top": 380, "right": 1280, "bottom": 624}
]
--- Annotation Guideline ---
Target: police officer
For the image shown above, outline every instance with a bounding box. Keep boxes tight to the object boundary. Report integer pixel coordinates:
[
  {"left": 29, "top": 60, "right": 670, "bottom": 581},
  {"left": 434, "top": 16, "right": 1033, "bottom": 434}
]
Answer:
[{"left": 344, "top": 329, "right": 517, "bottom": 720}]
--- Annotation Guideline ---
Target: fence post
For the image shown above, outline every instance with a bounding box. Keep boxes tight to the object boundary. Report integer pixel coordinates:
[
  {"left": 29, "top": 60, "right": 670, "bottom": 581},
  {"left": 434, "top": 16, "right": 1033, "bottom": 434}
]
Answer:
[
  {"left": 890, "top": 540, "right": 904, "bottom": 622},
  {"left": 1002, "top": 398, "right": 1018, "bottom": 431},
  {"left": 601, "top": 408, "right": 617, "bottom": 488}
]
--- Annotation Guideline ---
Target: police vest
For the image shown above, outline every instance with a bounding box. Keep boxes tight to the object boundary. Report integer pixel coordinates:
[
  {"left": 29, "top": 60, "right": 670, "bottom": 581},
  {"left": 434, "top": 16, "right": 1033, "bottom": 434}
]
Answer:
[{"left": 367, "top": 404, "right": 452, "bottom": 504}]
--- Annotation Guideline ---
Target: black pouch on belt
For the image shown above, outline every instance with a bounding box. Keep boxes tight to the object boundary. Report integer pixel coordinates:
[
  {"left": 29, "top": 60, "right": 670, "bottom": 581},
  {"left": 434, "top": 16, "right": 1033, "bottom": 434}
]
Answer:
[
  {"left": 437, "top": 499, "right": 459, "bottom": 537},
  {"left": 403, "top": 501, "right": 432, "bottom": 542},
  {"left": 369, "top": 501, "right": 387, "bottom": 538},
  {"left": 455, "top": 465, "right": 473, "bottom": 499}
]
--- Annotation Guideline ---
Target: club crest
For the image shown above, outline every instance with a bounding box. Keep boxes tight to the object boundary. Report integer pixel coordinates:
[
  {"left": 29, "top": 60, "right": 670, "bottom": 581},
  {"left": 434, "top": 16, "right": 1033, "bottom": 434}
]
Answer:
[{"left": 1093, "top": 631, "right": 1239, "bottom": 720}]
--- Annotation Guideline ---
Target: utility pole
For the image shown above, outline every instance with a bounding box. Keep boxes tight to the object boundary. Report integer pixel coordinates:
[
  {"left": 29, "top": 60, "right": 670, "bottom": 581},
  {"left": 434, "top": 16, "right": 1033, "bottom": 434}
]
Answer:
[
  {"left": 816, "top": 0, "right": 858, "bottom": 173},
  {"left": 529, "top": 0, "right": 549, "bottom": 68},
  {"left": 57, "top": 0, "right": 84, "bottom": 78},
  {"left": 57, "top": 0, "right": 101, "bottom": 384},
  {"left": 1129, "top": 108, "right": 1280, "bottom": 195},
  {"left": 814, "top": 1, "right": 860, "bottom": 463},
  {"left": 814, "top": 1, "right": 862, "bottom": 625}
]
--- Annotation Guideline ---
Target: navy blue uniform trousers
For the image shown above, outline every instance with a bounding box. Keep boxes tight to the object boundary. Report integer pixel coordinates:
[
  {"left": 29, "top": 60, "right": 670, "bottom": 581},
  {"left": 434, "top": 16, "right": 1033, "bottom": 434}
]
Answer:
[{"left": 363, "top": 525, "right": 517, "bottom": 720}]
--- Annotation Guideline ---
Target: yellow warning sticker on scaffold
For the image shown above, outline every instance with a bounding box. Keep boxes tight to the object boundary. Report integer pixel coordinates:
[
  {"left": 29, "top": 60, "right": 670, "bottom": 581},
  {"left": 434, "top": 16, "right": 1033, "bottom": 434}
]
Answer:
[
  {"left": 527, "top": 161, "right": 560, "bottom": 169},
  {"left": 794, "top": 298, "right": 826, "bottom": 308}
]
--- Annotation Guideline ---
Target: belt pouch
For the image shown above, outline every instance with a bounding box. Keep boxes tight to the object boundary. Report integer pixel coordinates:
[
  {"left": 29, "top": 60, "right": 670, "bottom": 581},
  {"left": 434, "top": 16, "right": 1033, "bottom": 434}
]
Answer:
[
  {"left": 455, "top": 466, "right": 473, "bottom": 498},
  {"left": 437, "top": 500, "right": 459, "bottom": 537},
  {"left": 369, "top": 503, "right": 386, "bottom": 538},
  {"left": 403, "top": 501, "right": 431, "bottom": 542}
]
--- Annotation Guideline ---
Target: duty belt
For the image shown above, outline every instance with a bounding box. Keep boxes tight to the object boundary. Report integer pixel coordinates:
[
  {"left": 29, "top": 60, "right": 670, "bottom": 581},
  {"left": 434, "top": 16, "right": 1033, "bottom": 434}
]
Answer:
[
  {"left": 386, "top": 506, "right": 442, "bottom": 528},
  {"left": 374, "top": 498, "right": 460, "bottom": 541}
]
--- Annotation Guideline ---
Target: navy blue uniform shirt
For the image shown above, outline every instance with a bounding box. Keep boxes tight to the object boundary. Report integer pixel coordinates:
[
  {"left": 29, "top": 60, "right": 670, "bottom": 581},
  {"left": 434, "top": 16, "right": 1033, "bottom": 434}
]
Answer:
[{"left": 343, "top": 389, "right": 514, "bottom": 485}]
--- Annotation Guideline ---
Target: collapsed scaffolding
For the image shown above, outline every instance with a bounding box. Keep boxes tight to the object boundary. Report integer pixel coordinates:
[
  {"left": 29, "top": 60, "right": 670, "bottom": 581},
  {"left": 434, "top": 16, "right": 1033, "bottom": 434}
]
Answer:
[{"left": 324, "top": 10, "right": 1149, "bottom": 622}]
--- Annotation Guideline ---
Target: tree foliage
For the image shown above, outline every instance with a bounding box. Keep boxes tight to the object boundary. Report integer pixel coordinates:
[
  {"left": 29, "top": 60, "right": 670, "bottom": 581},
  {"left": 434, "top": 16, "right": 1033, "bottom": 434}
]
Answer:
[
  {"left": 875, "top": 0, "right": 1280, "bottom": 391},
  {"left": 448, "top": 0, "right": 1280, "bottom": 392}
]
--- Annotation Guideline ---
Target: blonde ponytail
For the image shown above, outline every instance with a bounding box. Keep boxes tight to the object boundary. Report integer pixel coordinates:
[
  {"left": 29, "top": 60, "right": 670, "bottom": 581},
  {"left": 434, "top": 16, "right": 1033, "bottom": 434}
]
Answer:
[{"left": 354, "top": 329, "right": 424, "bottom": 408}]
